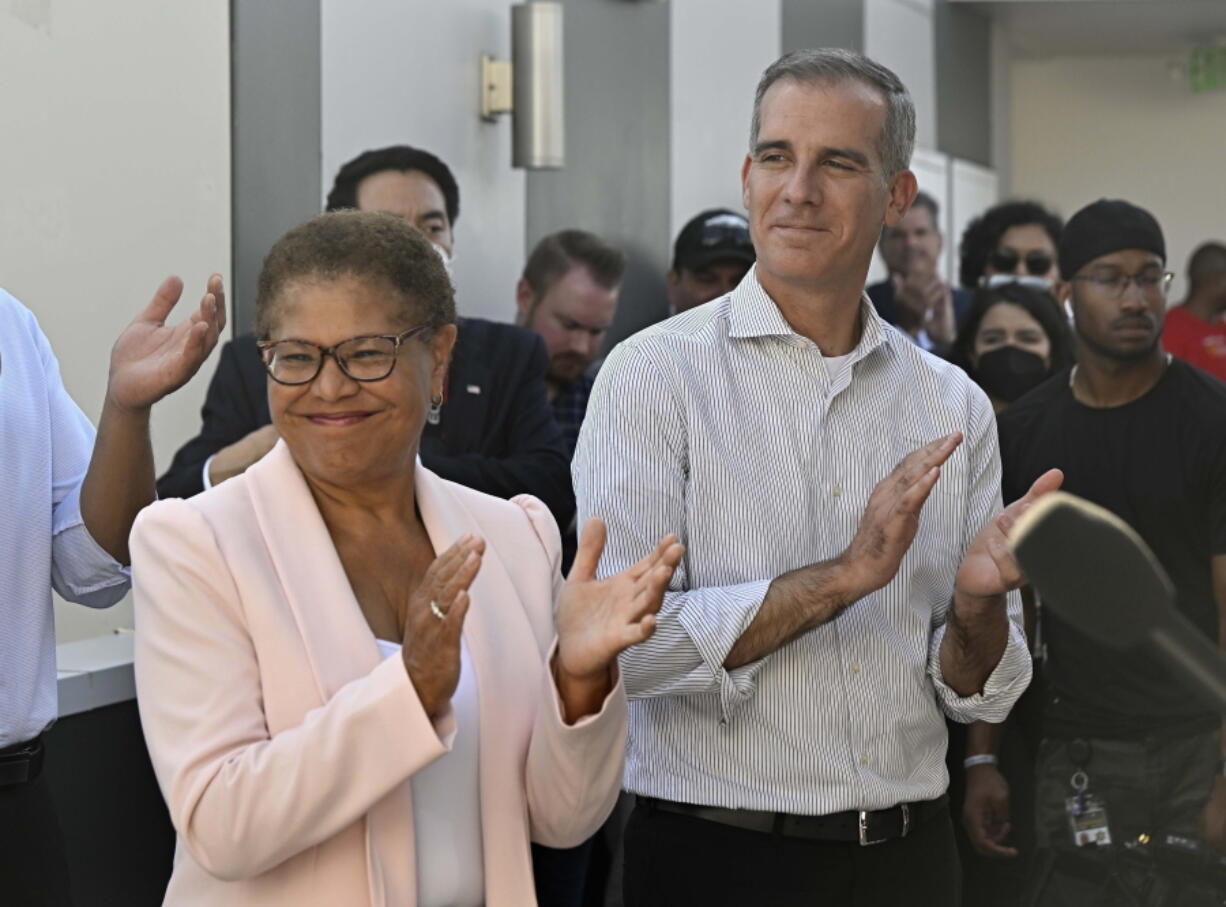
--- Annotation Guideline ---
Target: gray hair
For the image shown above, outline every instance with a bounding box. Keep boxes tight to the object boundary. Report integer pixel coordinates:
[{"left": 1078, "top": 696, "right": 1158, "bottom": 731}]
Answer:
[{"left": 749, "top": 48, "right": 916, "bottom": 180}]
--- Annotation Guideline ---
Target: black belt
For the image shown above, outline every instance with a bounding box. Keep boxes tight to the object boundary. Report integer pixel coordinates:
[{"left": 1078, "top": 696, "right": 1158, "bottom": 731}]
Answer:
[
  {"left": 0, "top": 735, "right": 45, "bottom": 787},
  {"left": 639, "top": 794, "right": 947, "bottom": 846}
]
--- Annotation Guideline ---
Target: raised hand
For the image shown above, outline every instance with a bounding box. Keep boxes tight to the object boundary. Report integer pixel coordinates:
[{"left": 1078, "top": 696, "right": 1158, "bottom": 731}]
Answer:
[
  {"left": 553, "top": 519, "right": 683, "bottom": 721},
  {"left": 841, "top": 433, "right": 963, "bottom": 599},
  {"left": 401, "top": 535, "right": 484, "bottom": 719},
  {"left": 955, "top": 469, "right": 1064, "bottom": 602},
  {"left": 106, "top": 274, "right": 226, "bottom": 413}
]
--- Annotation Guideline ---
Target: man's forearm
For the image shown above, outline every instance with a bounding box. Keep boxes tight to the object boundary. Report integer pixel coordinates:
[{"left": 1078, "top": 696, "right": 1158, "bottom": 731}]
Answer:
[
  {"left": 966, "top": 719, "right": 1005, "bottom": 758},
  {"left": 939, "top": 593, "right": 1010, "bottom": 697},
  {"left": 724, "top": 559, "right": 861, "bottom": 669},
  {"left": 79, "top": 399, "right": 156, "bottom": 565}
]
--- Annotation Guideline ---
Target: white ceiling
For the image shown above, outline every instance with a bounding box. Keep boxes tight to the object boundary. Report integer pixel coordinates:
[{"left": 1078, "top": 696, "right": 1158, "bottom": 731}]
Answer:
[{"left": 955, "top": 0, "right": 1226, "bottom": 57}]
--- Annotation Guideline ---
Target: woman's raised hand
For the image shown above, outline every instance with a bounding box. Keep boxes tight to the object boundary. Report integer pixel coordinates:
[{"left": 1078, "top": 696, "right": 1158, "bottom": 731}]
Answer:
[
  {"left": 552, "top": 519, "right": 683, "bottom": 720},
  {"left": 401, "top": 535, "right": 484, "bottom": 719}
]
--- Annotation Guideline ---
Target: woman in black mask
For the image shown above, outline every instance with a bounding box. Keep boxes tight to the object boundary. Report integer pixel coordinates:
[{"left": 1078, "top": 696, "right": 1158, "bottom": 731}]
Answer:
[{"left": 950, "top": 281, "right": 1076, "bottom": 412}]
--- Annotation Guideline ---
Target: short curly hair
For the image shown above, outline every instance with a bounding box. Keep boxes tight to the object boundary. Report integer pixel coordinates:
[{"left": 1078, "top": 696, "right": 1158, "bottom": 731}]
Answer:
[
  {"left": 255, "top": 211, "right": 456, "bottom": 338},
  {"left": 958, "top": 200, "right": 1063, "bottom": 289},
  {"left": 325, "top": 145, "right": 460, "bottom": 226}
]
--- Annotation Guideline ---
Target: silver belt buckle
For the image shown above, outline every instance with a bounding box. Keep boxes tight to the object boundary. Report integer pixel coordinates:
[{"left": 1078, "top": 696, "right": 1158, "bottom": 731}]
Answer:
[{"left": 858, "top": 803, "right": 910, "bottom": 846}]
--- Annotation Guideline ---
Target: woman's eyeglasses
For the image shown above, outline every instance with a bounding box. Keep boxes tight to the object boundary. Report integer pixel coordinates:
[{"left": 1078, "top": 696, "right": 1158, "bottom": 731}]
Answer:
[
  {"left": 257, "top": 326, "right": 429, "bottom": 386},
  {"left": 990, "top": 248, "right": 1055, "bottom": 277}
]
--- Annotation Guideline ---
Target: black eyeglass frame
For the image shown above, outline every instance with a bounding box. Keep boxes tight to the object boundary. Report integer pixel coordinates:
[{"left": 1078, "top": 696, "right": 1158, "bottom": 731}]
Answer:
[
  {"left": 257, "top": 326, "right": 430, "bottom": 386},
  {"left": 989, "top": 248, "right": 1056, "bottom": 278}
]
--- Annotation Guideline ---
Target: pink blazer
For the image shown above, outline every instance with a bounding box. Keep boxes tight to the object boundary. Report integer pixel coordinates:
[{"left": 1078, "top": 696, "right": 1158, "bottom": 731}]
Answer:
[{"left": 131, "top": 441, "right": 627, "bottom": 906}]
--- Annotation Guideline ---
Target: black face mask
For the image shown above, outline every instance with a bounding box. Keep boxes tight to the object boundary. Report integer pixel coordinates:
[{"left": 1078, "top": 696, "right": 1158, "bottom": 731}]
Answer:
[{"left": 975, "top": 346, "right": 1049, "bottom": 403}]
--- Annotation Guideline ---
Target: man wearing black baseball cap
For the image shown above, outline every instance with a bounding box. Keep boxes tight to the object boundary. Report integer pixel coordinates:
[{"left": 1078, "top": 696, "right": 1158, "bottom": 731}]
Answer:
[
  {"left": 665, "top": 208, "right": 756, "bottom": 314},
  {"left": 967, "top": 199, "right": 1226, "bottom": 904}
]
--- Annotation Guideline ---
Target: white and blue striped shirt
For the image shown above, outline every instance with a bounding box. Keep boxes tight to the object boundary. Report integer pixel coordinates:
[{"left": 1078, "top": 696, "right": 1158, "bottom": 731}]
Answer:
[
  {"left": 1, "top": 290, "right": 130, "bottom": 748},
  {"left": 574, "top": 268, "right": 1030, "bottom": 814}
]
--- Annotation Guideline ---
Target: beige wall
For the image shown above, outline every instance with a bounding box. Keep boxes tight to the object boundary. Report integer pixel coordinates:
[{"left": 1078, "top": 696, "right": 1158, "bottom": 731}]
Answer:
[
  {"left": 0, "top": 1, "right": 232, "bottom": 642},
  {"left": 1009, "top": 52, "right": 1226, "bottom": 301}
]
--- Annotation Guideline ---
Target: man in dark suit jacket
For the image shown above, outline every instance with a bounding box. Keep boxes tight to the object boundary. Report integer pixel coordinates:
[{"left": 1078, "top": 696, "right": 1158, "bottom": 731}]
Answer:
[
  {"left": 866, "top": 190, "right": 970, "bottom": 357},
  {"left": 156, "top": 321, "right": 573, "bottom": 526},
  {"left": 157, "top": 144, "right": 574, "bottom": 529}
]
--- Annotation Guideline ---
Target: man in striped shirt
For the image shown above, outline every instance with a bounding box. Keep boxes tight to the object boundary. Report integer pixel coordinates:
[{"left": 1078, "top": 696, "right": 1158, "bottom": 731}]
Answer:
[{"left": 574, "top": 48, "right": 1060, "bottom": 906}]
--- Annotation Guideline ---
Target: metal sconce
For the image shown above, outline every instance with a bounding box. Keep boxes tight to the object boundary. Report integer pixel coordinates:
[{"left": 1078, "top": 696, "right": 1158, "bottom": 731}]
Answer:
[{"left": 481, "top": 1, "right": 565, "bottom": 170}]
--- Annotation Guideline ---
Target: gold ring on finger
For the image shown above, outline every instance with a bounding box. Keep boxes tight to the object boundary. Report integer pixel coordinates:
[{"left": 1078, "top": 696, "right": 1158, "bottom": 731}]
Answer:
[{"left": 429, "top": 599, "right": 448, "bottom": 621}]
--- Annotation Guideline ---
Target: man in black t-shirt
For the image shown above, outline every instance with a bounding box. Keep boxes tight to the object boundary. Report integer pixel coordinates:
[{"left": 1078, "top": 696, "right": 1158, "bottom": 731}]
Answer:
[{"left": 989, "top": 200, "right": 1226, "bottom": 905}]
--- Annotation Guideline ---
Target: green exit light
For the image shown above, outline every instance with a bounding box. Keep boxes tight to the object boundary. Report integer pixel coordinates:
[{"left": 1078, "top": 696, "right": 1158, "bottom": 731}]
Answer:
[{"left": 1189, "top": 47, "right": 1226, "bottom": 93}]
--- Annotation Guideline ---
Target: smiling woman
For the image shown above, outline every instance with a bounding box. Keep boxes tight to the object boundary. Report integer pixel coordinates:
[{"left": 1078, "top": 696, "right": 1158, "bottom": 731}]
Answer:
[
  {"left": 253, "top": 214, "right": 458, "bottom": 491},
  {"left": 129, "top": 211, "right": 684, "bottom": 906}
]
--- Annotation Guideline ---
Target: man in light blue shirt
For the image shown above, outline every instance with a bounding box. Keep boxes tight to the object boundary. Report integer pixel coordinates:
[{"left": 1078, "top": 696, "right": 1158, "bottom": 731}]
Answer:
[{"left": 1, "top": 275, "right": 224, "bottom": 905}]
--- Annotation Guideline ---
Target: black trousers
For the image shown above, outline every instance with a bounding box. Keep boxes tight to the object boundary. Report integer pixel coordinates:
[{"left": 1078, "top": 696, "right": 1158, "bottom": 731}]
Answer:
[
  {"left": 623, "top": 798, "right": 961, "bottom": 907},
  {"left": 0, "top": 760, "right": 73, "bottom": 907}
]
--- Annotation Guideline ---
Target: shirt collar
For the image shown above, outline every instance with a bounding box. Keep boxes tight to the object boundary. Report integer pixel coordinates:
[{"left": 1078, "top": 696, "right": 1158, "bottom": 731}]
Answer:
[{"left": 728, "top": 264, "right": 895, "bottom": 363}]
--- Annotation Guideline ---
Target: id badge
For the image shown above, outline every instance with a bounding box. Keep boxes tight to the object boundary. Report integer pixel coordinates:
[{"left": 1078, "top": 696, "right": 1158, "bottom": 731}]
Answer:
[{"left": 1065, "top": 793, "right": 1112, "bottom": 847}]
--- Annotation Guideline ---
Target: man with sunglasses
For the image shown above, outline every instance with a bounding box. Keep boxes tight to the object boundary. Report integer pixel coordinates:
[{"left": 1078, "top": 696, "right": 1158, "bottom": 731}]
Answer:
[
  {"left": 959, "top": 200, "right": 1064, "bottom": 292},
  {"left": 868, "top": 190, "right": 970, "bottom": 355},
  {"left": 977, "top": 200, "right": 1226, "bottom": 905},
  {"left": 156, "top": 145, "right": 574, "bottom": 530}
]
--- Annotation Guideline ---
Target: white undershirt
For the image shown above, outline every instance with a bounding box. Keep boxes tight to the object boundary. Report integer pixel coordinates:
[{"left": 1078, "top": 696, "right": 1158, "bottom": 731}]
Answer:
[
  {"left": 374, "top": 638, "right": 484, "bottom": 907},
  {"left": 823, "top": 350, "right": 857, "bottom": 395}
]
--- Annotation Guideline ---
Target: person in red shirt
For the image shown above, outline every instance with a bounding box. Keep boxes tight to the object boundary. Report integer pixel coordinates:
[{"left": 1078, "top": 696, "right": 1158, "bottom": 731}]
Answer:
[{"left": 1163, "top": 242, "right": 1226, "bottom": 382}]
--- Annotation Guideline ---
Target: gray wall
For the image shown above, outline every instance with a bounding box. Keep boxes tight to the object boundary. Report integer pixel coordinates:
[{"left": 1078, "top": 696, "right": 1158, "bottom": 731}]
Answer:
[
  {"left": 231, "top": 0, "right": 323, "bottom": 333},
  {"left": 781, "top": 0, "right": 862, "bottom": 54},
  {"left": 935, "top": 0, "right": 992, "bottom": 166},
  {"left": 524, "top": 0, "right": 671, "bottom": 348}
]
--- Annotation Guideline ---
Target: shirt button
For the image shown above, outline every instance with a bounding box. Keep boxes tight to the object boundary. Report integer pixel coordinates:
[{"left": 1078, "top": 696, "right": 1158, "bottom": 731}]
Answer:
[
  {"left": 859, "top": 754, "right": 870, "bottom": 766},
  {"left": 850, "top": 661, "right": 861, "bottom": 674},
  {"left": 832, "top": 485, "right": 842, "bottom": 498}
]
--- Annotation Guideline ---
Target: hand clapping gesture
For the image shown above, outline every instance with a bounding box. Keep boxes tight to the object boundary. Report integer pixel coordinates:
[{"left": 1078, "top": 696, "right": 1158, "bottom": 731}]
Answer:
[
  {"left": 401, "top": 535, "right": 485, "bottom": 719},
  {"left": 954, "top": 468, "right": 1064, "bottom": 602},
  {"left": 553, "top": 519, "right": 684, "bottom": 722},
  {"left": 400, "top": 522, "right": 682, "bottom": 724},
  {"left": 106, "top": 274, "right": 227, "bottom": 413}
]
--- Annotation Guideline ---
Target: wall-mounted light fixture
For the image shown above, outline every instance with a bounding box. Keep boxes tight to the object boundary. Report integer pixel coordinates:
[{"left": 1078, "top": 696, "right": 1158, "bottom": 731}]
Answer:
[{"left": 480, "top": 1, "right": 564, "bottom": 170}]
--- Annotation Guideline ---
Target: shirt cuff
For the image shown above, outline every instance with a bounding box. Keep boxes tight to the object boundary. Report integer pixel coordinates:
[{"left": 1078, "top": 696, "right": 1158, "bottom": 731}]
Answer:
[
  {"left": 202, "top": 455, "right": 216, "bottom": 491},
  {"left": 51, "top": 483, "right": 131, "bottom": 606},
  {"left": 928, "top": 615, "right": 1032, "bottom": 724},
  {"left": 676, "top": 579, "right": 772, "bottom": 723}
]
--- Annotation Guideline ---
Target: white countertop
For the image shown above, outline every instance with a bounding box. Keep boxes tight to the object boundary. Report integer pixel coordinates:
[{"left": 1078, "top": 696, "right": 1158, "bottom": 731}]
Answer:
[{"left": 56, "top": 632, "right": 136, "bottom": 718}]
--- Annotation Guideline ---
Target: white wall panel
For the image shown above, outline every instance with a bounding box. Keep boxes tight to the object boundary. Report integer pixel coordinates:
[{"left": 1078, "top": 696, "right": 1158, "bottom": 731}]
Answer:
[
  {"left": 670, "top": 0, "right": 782, "bottom": 240},
  {"left": 0, "top": 1, "right": 232, "bottom": 642}
]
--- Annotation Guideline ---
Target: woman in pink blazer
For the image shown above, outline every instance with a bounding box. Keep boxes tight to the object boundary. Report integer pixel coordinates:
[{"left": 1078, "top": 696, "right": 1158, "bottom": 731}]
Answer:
[{"left": 130, "top": 211, "right": 682, "bottom": 906}]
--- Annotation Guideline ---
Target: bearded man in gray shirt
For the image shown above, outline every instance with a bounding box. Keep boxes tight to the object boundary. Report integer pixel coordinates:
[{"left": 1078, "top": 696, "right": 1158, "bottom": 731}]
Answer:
[{"left": 574, "top": 48, "right": 1060, "bottom": 906}]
